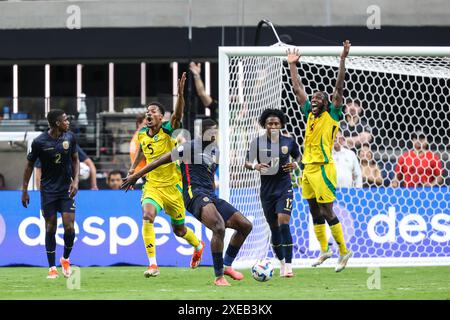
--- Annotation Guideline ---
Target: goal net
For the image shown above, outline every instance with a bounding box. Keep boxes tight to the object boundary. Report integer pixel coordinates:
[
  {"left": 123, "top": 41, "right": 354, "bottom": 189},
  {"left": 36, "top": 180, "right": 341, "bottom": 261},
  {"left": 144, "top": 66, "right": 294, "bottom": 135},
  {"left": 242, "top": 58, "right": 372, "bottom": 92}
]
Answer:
[{"left": 218, "top": 46, "right": 450, "bottom": 268}]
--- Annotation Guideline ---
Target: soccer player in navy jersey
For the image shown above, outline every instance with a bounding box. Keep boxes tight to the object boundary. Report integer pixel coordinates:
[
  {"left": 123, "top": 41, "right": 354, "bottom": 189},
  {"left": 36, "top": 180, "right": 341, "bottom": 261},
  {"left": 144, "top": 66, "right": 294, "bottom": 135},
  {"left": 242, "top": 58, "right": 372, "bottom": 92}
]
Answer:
[
  {"left": 121, "top": 118, "right": 253, "bottom": 286},
  {"left": 21, "top": 109, "right": 80, "bottom": 279},
  {"left": 245, "top": 109, "right": 301, "bottom": 277}
]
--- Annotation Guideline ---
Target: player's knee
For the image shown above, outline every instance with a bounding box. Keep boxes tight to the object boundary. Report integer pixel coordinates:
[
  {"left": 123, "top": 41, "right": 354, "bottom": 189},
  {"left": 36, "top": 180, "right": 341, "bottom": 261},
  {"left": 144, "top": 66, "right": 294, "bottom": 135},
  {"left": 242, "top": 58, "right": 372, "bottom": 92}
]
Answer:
[
  {"left": 212, "top": 221, "right": 226, "bottom": 238},
  {"left": 64, "top": 226, "right": 75, "bottom": 234},
  {"left": 240, "top": 219, "right": 253, "bottom": 236},
  {"left": 321, "top": 207, "right": 336, "bottom": 222},
  {"left": 173, "top": 226, "right": 186, "bottom": 237},
  {"left": 45, "top": 223, "right": 57, "bottom": 234},
  {"left": 143, "top": 212, "right": 156, "bottom": 223},
  {"left": 312, "top": 216, "right": 325, "bottom": 225}
]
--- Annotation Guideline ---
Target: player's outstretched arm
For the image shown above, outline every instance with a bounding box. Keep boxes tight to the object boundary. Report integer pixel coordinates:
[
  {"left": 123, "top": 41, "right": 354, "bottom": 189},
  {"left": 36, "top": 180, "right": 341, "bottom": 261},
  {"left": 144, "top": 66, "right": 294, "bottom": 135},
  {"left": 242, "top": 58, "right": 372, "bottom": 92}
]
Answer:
[
  {"left": 171, "top": 72, "right": 187, "bottom": 130},
  {"left": 190, "top": 62, "right": 213, "bottom": 107},
  {"left": 69, "top": 151, "right": 80, "bottom": 198},
  {"left": 121, "top": 151, "right": 173, "bottom": 191},
  {"left": 332, "top": 40, "right": 351, "bottom": 107},
  {"left": 128, "top": 144, "right": 145, "bottom": 175},
  {"left": 21, "top": 161, "right": 35, "bottom": 208},
  {"left": 287, "top": 48, "right": 308, "bottom": 109}
]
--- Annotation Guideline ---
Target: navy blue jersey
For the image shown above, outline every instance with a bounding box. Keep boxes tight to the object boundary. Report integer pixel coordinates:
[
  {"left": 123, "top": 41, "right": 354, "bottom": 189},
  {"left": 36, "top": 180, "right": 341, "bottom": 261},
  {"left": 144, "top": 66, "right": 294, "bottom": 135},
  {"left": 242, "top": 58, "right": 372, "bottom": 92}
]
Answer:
[
  {"left": 246, "top": 134, "right": 300, "bottom": 198},
  {"left": 27, "top": 131, "right": 78, "bottom": 195},
  {"left": 35, "top": 145, "right": 87, "bottom": 168},
  {"left": 176, "top": 139, "right": 219, "bottom": 199}
]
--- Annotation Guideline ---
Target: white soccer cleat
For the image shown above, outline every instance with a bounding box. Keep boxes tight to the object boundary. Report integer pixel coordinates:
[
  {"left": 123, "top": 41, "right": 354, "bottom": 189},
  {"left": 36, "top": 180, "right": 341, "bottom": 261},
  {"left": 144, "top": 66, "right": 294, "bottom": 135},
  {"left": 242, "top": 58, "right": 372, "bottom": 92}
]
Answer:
[
  {"left": 311, "top": 249, "right": 333, "bottom": 267},
  {"left": 144, "top": 264, "right": 160, "bottom": 277},
  {"left": 335, "top": 251, "right": 353, "bottom": 273}
]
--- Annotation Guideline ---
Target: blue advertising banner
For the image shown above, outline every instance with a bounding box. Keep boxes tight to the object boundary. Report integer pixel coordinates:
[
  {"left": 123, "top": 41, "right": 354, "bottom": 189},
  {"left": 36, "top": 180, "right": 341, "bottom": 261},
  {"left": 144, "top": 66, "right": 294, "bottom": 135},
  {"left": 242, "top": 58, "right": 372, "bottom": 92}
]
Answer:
[
  {"left": 0, "top": 188, "right": 449, "bottom": 267},
  {"left": 0, "top": 191, "right": 211, "bottom": 267}
]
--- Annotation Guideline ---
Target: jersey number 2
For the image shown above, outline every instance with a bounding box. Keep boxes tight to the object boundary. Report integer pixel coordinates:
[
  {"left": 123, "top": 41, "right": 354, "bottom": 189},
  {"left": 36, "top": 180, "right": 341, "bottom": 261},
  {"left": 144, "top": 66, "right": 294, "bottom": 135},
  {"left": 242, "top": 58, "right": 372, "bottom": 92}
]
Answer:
[{"left": 54, "top": 153, "right": 62, "bottom": 164}]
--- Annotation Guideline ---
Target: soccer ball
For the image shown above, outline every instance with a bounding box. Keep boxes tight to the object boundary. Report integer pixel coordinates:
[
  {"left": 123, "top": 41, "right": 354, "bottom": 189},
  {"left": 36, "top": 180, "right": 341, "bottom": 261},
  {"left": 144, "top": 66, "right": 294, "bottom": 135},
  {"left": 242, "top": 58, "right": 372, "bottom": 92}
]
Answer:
[
  {"left": 79, "top": 162, "right": 90, "bottom": 181},
  {"left": 251, "top": 259, "right": 274, "bottom": 282}
]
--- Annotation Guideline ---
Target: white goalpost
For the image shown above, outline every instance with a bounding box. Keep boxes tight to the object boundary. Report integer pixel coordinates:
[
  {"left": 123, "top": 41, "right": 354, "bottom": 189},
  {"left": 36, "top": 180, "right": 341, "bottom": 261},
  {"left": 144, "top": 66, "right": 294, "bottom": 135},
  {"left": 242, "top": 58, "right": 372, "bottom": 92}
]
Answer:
[{"left": 218, "top": 46, "right": 450, "bottom": 269}]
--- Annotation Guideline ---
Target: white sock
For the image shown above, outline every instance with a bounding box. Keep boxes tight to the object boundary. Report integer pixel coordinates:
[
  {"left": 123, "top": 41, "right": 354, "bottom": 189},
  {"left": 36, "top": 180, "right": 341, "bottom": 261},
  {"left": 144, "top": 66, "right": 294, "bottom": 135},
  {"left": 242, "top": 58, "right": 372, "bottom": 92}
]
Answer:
[{"left": 148, "top": 257, "right": 157, "bottom": 265}]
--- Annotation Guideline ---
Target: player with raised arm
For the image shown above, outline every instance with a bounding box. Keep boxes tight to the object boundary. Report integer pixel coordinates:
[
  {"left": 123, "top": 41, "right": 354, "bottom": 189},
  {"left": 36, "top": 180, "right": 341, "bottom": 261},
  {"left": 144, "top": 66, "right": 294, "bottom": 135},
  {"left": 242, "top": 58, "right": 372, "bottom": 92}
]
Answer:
[
  {"left": 21, "top": 109, "right": 79, "bottom": 279},
  {"left": 287, "top": 41, "right": 353, "bottom": 272},
  {"left": 244, "top": 108, "right": 300, "bottom": 277},
  {"left": 122, "top": 118, "right": 253, "bottom": 286},
  {"left": 127, "top": 72, "right": 204, "bottom": 278}
]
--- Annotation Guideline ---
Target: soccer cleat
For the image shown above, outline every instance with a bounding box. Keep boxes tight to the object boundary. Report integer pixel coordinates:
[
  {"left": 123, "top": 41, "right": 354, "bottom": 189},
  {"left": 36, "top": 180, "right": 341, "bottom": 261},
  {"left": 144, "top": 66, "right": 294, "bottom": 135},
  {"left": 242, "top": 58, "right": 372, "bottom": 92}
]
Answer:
[
  {"left": 311, "top": 248, "right": 334, "bottom": 267},
  {"left": 144, "top": 264, "right": 160, "bottom": 277},
  {"left": 224, "top": 266, "right": 244, "bottom": 280},
  {"left": 60, "top": 257, "right": 72, "bottom": 278},
  {"left": 190, "top": 240, "right": 205, "bottom": 269},
  {"left": 335, "top": 251, "right": 353, "bottom": 273},
  {"left": 47, "top": 267, "right": 59, "bottom": 279},
  {"left": 214, "top": 276, "right": 231, "bottom": 286}
]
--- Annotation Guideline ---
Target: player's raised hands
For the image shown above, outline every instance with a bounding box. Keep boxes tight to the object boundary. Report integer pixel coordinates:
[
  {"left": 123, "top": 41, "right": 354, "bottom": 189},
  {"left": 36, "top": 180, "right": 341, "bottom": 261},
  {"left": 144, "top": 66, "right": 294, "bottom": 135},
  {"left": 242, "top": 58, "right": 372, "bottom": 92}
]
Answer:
[
  {"left": 178, "top": 72, "right": 187, "bottom": 97},
  {"left": 121, "top": 174, "right": 138, "bottom": 192},
  {"left": 21, "top": 190, "right": 30, "bottom": 208},
  {"left": 286, "top": 48, "right": 301, "bottom": 65},
  {"left": 189, "top": 62, "right": 201, "bottom": 76},
  {"left": 340, "top": 40, "right": 351, "bottom": 59}
]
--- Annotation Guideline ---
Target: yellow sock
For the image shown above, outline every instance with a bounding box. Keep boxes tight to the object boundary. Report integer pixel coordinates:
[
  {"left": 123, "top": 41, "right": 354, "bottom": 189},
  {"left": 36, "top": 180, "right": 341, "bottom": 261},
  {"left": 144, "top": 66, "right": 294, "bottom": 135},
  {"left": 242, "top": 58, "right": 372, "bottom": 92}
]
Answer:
[
  {"left": 182, "top": 227, "right": 200, "bottom": 248},
  {"left": 313, "top": 223, "right": 329, "bottom": 252},
  {"left": 142, "top": 220, "right": 156, "bottom": 260},
  {"left": 330, "top": 222, "right": 348, "bottom": 255}
]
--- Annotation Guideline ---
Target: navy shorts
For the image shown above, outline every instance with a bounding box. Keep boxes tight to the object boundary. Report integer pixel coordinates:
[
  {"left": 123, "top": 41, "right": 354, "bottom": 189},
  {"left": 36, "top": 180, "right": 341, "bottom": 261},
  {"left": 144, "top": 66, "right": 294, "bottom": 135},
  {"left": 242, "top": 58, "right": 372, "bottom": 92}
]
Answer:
[
  {"left": 186, "top": 192, "right": 238, "bottom": 223},
  {"left": 40, "top": 193, "right": 76, "bottom": 218},
  {"left": 261, "top": 189, "right": 294, "bottom": 224}
]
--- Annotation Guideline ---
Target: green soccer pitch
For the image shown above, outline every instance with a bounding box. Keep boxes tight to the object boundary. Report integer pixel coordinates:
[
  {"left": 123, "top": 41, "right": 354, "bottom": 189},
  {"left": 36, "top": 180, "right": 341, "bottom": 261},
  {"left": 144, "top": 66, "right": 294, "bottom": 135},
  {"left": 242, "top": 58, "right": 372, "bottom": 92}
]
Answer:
[{"left": 0, "top": 266, "right": 449, "bottom": 300}]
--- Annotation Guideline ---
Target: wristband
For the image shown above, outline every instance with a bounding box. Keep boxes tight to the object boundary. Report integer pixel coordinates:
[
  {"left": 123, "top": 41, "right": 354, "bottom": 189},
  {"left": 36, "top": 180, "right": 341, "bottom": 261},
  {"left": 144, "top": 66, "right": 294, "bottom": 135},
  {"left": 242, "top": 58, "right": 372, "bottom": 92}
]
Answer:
[{"left": 252, "top": 162, "right": 257, "bottom": 170}]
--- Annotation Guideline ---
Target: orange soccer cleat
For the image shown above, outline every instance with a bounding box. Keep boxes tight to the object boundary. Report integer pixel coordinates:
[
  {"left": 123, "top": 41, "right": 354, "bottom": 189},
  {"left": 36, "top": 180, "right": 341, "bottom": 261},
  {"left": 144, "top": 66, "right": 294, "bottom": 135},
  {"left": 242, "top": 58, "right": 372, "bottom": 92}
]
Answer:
[
  {"left": 190, "top": 240, "right": 205, "bottom": 269},
  {"left": 224, "top": 266, "right": 244, "bottom": 280},
  {"left": 47, "top": 266, "right": 59, "bottom": 279},
  {"left": 60, "top": 257, "right": 72, "bottom": 278},
  {"left": 214, "top": 276, "right": 231, "bottom": 286},
  {"left": 144, "top": 264, "right": 160, "bottom": 277}
]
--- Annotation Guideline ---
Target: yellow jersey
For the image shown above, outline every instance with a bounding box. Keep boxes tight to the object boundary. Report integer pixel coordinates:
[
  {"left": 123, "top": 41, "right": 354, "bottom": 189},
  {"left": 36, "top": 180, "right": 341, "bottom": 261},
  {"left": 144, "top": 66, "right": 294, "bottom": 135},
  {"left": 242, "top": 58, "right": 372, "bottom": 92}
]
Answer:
[
  {"left": 138, "top": 121, "right": 180, "bottom": 187},
  {"left": 302, "top": 100, "right": 343, "bottom": 165}
]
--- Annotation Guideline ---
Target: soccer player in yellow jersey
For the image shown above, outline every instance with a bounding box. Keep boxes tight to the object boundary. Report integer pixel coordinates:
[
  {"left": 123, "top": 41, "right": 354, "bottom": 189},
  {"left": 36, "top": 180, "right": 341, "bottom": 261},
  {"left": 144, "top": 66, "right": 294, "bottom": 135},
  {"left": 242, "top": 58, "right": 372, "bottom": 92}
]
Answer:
[
  {"left": 287, "top": 40, "right": 353, "bottom": 272},
  {"left": 128, "top": 72, "right": 204, "bottom": 277}
]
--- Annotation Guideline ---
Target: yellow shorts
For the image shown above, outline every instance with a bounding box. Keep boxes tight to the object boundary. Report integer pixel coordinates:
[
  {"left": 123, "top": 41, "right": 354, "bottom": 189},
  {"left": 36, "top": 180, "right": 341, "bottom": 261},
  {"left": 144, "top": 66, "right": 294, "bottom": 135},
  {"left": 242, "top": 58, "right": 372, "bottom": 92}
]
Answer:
[
  {"left": 141, "top": 181, "right": 185, "bottom": 225},
  {"left": 301, "top": 163, "right": 336, "bottom": 203}
]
